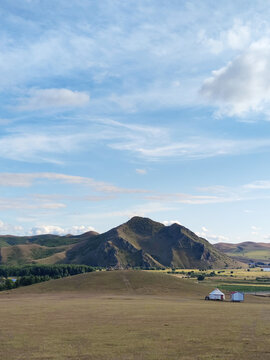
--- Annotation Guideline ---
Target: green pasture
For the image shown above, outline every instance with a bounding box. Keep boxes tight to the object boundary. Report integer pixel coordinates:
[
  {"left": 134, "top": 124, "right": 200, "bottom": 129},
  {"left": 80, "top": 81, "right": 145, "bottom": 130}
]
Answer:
[{"left": 226, "top": 249, "right": 270, "bottom": 261}]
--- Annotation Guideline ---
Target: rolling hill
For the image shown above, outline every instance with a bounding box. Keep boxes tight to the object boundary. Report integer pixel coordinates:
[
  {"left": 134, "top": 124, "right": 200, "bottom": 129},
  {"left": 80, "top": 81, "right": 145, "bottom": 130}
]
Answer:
[
  {"left": 214, "top": 241, "right": 270, "bottom": 264},
  {"left": 11, "top": 269, "right": 211, "bottom": 297},
  {"left": 0, "top": 231, "right": 98, "bottom": 265}
]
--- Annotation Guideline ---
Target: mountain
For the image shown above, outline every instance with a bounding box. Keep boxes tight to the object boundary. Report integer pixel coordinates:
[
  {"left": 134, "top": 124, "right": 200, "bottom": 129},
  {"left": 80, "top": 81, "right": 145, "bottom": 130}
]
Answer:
[
  {"left": 65, "top": 216, "right": 241, "bottom": 269},
  {"left": 0, "top": 217, "right": 243, "bottom": 268},
  {"left": 214, "top": 241, "right": 270, "bottom": 264}
]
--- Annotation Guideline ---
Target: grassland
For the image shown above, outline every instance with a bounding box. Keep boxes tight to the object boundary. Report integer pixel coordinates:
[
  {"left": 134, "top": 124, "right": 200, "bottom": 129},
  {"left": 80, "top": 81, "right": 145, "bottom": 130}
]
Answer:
[
  {"left": 0, "top": 270, "right": 269, "bottom": 360},
  {"left": 166, "top": 268, "right": 270, "bottom": 293},
  {"left": 224, "top": 249, "right": 270, "bottom": 261}
]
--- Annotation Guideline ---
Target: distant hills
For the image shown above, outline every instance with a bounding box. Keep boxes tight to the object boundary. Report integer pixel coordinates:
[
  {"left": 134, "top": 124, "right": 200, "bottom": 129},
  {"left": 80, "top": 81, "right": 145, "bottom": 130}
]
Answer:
[
  {"left": 0, "top": 231, "right": 98, "bottom": 266},
  {"left": 0, "top": 217, "right": 241, "bottom": 269},
  {"left": 214, "top": 242, "right": 270, "bottom": 264}
]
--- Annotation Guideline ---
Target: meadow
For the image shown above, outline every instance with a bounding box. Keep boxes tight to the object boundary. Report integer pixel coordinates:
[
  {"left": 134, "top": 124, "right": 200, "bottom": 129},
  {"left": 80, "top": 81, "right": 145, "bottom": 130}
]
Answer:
[
  {"left": 0, "top": 270, "right": 269, "bottom": 360},
  {"left": 165, "top": 268, "right": 270, "bottom": 293}
]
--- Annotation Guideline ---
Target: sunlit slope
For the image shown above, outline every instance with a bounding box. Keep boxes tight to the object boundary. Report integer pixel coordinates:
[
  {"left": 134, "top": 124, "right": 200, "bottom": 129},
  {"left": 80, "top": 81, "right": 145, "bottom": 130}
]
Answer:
[
  {"left": 214, "top": 241, "right": 270, "bottom": 263},
  {"left": 0, "top": 244, "right": 68, "bottom": 265},
  {"left": 12, "top": 270, "right": 211, "bottom": 297},
  {"left": 0, "top": 231, "right": 98, "bottom": 265}
]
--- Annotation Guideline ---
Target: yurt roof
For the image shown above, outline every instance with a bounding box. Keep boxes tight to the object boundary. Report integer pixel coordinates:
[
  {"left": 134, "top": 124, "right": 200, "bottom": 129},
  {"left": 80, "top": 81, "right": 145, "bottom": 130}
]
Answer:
[{"left": 210, "top": 288, "right": 225, "bottom": 295}]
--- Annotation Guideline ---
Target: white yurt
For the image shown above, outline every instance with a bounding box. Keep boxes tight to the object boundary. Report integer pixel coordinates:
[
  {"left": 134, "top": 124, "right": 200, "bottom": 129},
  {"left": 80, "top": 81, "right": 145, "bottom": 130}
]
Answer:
[
  {"left": 230, "top": 291, "right": 244, "bottom": 302},
  {"left": 208, "top": 288, "right": 225, "bottom": 301}
]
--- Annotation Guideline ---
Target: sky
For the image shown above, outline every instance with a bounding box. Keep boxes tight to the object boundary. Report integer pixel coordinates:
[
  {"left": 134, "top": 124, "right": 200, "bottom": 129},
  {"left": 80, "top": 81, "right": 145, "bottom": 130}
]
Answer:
[{"left": 1, "top": 0, "right": 270, "bottom": 243}]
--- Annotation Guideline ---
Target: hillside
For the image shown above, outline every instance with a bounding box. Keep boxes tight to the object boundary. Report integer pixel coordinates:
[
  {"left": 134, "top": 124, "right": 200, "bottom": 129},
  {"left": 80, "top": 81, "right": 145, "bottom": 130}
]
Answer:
[
  {"left": 66, "top": 216, "right": 241, "bottom": 269},
  {"left": 11, "top": 270, "right": 210, "bottom": 297},
  {"left": 214, "top": 241, "right": 270, "bottom": 264},
  {"left": 0, "top": 231, "right": 98, "bottom": 265}
]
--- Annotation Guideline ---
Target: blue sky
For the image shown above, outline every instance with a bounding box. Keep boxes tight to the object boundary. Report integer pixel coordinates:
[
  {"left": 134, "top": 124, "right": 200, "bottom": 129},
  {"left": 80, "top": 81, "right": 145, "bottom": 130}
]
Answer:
[{"left": 1, "top": 0, "right": 270, "bottom": 243}]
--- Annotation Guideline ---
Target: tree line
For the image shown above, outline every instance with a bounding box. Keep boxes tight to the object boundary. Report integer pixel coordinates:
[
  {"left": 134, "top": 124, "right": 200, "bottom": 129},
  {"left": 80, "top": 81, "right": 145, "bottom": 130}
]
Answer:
[{"left": 0, "top": 264, "right": 95, "bottom": 291}]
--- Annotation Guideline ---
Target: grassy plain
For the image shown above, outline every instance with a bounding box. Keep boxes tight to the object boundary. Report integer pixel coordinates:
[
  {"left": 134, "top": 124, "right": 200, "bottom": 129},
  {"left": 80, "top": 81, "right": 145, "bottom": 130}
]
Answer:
[
  {"left": 0, "top": 270, "right": 269, "bottom": 360},
  {"left": 165, "top": 268, "right": 270, "bottom": 291}
]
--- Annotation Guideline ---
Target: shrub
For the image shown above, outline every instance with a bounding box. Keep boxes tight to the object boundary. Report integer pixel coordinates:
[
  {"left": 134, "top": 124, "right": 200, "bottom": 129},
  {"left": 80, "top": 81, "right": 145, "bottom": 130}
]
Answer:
[{"left": 197, "top": 275, "right": 205, "bottom": 281}]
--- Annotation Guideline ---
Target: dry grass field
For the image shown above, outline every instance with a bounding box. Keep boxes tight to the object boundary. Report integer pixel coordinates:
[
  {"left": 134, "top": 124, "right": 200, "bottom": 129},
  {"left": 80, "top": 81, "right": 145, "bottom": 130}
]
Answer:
[{"left": 0, "top": 271, "right": 269, "bottom": 360}]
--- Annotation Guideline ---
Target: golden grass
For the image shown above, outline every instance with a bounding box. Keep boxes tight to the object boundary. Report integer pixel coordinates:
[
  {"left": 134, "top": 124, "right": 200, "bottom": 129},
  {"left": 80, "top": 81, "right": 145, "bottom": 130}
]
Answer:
[
  {"left": 151, "top": 268, "right": 270, "bottom": 279},
  {"left": 0, "top": 271, "right": 269, "bottom": 360},
  {"left": 12, "top": 270, "right": 210, "bottom": 297}
]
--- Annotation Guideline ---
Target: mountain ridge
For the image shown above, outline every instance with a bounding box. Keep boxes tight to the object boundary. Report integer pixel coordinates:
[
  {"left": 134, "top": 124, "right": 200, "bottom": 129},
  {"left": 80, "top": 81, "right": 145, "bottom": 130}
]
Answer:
[
  {"left": 0, "top": 217, "right": 242, "bottom": 268},
  {"left": 65, "top": 216, "right": 241, "bottom": 269}
]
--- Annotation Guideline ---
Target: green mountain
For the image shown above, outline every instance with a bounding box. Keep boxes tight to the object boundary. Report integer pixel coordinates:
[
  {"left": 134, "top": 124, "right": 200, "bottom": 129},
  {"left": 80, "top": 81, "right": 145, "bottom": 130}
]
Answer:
[
  {"left": 214, "top": 241, "right": 270, "bottom": 264},
  {"left": 0, "top": 217, "right": 242, "bottom": 268},
  {"left": 66, "top": 216, "right": 241, "bottom": 269}
]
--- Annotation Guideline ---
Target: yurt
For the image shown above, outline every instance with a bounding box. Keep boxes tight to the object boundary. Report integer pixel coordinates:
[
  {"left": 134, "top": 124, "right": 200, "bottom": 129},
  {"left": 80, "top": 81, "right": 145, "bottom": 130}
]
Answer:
[
  {"left": 230, "top": 291, "right": 244, "bottom": 302},
  {"left": 207, "top": 288, "right": 225, "bottom": 301}
]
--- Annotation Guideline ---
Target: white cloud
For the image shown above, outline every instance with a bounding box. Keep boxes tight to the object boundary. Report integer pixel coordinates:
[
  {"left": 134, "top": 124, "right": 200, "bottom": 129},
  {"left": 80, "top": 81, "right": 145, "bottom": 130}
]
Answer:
[
  {"left": 29, "top": 224, "right": 95, "bottom": 236},
  {"left": 18, "top": 88, "right": 90, "bottom": 111},
  {"left": 251, "top": 225, "right": 261, "bottom": 231},
  {"left": 196, "top": 228, "right": 229, "bottom": 243},
  {"left": 68, "top": 225, "right": 96, "bottom": 235},
  {"left": 29, "top": 225, "right": 66, "bottom": 236},
  {"left": 198, "top": 20, "right": 251, "bottom": 54},
  {"left": 226, "top": 22, "right": 250, "bottom": 50},
  {"left": 200, "top": 38, "right": 270, "bottom": 116},
  {"left": 0, "top": 219, "right": 24, "bottom": 235},
  {"left": 136, "top": 168, "right": 147, "bottom": 175},
  {"left": 163, "top": 220, "right": 182, "bottom": 226}
]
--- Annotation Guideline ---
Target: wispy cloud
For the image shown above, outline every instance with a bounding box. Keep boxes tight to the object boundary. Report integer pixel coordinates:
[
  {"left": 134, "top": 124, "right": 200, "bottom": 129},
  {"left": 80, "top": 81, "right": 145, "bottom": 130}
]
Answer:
[
  {"left": 3, "top": 118, "right": 270, "bottom": 164},
  {"left": 0, "top": 172, "right": 147, "bottom": 194},
  {"left": 243, "top": 180, "right": 270, "bottom": 190},
  {"left": 135, "top": 168, "right": 147, "bottom": 175},
  {"left": 200, "top": 180, "right": 270, "bottom": 194},
  {"left": 112, "top": 136, "right": 270, "bottom": 160},
  {"left": 18, "top": 88, "right": 90, "bottom": 111},
  {"left": 145, "top": 192, "right": 241, "bottom": 205},
  {"left": 0, "top": 197, "right": 65, "bottom": 210},
  {"left": 0, "top": 130, "right": 84, "bottom": 163}
]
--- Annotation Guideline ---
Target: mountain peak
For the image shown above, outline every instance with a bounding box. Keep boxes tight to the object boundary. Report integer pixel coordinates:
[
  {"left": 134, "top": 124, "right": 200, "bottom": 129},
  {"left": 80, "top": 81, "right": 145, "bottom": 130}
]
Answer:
[
  {"left": 124, "top": 216, "right": 164, "bottom": 236},
  {"left": 127, "top": 216, "right": 163, "bottom": 225}
]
